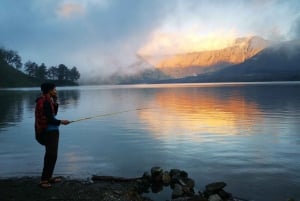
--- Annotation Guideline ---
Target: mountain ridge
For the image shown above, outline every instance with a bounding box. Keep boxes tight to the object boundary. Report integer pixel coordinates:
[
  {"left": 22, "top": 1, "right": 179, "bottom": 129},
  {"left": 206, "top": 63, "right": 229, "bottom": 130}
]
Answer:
[
  {"left": 140, "top": 36, "right": 270, "bottom": 78},
  {"left": 151, "top": 39, "right": 300, "bottom": 83}
]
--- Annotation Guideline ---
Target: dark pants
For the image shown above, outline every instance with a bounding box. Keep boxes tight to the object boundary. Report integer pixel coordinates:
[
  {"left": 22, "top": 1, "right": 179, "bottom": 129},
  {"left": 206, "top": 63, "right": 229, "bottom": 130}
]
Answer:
[{"left": 41, "top": 130, "right": 59, "bottom": 181}]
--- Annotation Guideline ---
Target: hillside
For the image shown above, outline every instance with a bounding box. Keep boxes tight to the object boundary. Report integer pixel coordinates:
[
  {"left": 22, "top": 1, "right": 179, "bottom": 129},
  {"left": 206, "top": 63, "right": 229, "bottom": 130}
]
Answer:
[
  {"left": 0, "top": 57, "right": 79, "bottom": 88},
  {"left": 155, "top": 39, "right": 300, "bottom": 83},
  {"left": 141, "top": 36, "right": 269, "bottom": 78},
  {"left": 0, "top": 59, "right": 40, "bottom": 87}
]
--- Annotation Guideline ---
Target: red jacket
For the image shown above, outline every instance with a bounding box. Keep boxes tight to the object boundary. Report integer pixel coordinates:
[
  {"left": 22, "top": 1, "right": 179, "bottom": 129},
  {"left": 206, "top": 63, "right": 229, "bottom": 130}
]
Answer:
[{"left": 35, "top": 94, "right": 58, "bottom": 135}]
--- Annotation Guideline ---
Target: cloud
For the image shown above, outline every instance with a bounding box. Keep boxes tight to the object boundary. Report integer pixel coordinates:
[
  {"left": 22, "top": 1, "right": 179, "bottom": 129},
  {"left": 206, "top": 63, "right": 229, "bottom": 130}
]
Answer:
[
  {"left": 1, "top": 0, "right": 300, "bottom": 81},
  {"left": 56, "top": 2, "right": 85, "bottom": 18},
  {"left": 139, "top": 0, "right": 300, "bottom": 56},
  {"left": 290, "top": 14, "right": 300, "bottom": 39}
]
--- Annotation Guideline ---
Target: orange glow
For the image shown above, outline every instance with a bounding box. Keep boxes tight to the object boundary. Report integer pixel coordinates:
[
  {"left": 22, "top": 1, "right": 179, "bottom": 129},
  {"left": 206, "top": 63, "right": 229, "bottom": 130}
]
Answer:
[
  {"left": 139, "top": 30, "right": 238, "bottom": 55},
  {"left": 138, "top": 88, "right": 261, "bottom": 140},
  {"left": 57, "top": 3, "right": 85, "bottom": 18},
  {"left": 138, "top": 30, "right": 267, "bottom": 73}
]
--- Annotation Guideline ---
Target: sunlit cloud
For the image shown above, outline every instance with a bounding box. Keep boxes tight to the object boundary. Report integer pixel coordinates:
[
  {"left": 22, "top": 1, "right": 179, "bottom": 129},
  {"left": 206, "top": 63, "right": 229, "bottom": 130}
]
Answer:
[
  {"left": 57, "top": 2, "right": 85, "bottom": 18},
  {"left": 1, "top": 0, "right": 300, "bottom": 80},
  {"left": 138, "top": 28, "right": 240, "bottom": 55}
]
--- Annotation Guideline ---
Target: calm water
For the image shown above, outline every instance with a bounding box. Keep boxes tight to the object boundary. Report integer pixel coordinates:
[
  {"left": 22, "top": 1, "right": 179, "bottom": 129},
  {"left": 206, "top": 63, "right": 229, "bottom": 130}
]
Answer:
[{"left": 0, "top": 82, "right": 300, "bottom": 201}]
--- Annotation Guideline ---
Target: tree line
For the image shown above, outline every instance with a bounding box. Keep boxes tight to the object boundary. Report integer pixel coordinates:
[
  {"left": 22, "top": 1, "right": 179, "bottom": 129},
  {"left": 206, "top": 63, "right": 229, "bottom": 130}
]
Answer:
[{"left": 0, "top": 47, "right": 80, "bottom": 82}]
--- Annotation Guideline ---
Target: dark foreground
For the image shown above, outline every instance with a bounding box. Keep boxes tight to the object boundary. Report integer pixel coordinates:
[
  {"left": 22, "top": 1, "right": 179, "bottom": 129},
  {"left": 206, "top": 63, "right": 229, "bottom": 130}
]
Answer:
[
  {"left": 0, "top": 176, "right": 151, "bottom": 201},
  {"left": 0, "top": 171, "right": 298, "bottom": 201}
]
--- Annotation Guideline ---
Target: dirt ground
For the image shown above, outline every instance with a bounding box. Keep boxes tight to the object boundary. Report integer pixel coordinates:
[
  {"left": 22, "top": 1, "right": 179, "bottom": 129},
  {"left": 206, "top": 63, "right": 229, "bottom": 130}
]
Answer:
[{"left": 0, "top": 176, "right": 153, "bottom": 201}]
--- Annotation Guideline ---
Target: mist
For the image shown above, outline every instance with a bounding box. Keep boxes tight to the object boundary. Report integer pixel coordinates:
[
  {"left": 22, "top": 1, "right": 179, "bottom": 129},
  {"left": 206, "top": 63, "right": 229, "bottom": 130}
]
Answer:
[{"left": 1, "top": 0, "right": 300, "bottom": 82}]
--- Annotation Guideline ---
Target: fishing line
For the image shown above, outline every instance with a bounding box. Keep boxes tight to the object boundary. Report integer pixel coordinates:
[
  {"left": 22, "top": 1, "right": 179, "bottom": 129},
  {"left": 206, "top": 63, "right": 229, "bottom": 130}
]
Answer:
[{"left": 70, "top": 107, "right": 154, "bottom": 123}]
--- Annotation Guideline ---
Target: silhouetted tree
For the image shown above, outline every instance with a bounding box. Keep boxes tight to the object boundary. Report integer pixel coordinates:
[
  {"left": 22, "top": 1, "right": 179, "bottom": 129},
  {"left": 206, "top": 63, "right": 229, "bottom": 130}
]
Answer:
[
  {"left": 37, "top": 63, "right": 47, "bottom": 80},
  {"left": 24, "top": 61, "right": 38, "bottom": 77},
  {"left": 57, "top": 64, "right": 68, "bottom": 81},
  {"left": 69, "top": 66, "right": 80, "bottom": 81},
  {"left": 0, "top": 48, "right": 22, "bottom": 69},
  {"left": 47, "top": 66, "right": 58, "bottom": 80}
]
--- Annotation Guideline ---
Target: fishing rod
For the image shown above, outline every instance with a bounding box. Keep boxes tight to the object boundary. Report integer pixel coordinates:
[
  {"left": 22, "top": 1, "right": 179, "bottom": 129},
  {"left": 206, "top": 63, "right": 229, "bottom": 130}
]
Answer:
[{"left": 70, "top": 107, "right": 153, "bottom": 123}]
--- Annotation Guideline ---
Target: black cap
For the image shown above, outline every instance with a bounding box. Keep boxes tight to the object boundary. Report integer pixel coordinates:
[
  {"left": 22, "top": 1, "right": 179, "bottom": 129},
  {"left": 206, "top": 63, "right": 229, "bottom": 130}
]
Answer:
[{"left": 41, "top": 82, "right": 56, "bottom": 94}]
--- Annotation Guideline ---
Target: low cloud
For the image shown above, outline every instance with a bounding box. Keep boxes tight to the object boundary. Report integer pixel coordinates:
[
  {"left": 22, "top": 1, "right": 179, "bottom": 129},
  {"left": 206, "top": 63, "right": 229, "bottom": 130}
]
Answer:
[{"left": 1, "top": 0, "right": 300, "bottom": 81}]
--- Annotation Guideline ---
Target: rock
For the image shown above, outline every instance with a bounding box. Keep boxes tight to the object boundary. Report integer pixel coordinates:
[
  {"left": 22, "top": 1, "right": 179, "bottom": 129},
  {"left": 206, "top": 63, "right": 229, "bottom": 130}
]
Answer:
[
  {"left": 208, "top": 194, "right": 223, "bottom": 201},
  {"left": 205, "top": 182, "right": 226, "bottom": 195},
  {"left": 136, "top": 178, "right": 151, "bottom": 193},
  {"left": 170, "top": 169, "right": 188, "bottom": 178},
  {"left": 187, "top": 195, "right": 207, "bottom": 201},
  {"left": 170, "top": 169, "right": 182, "bottom": 177},
  {"left": 217, "top": 189, "right": 232, "bottom": 200},
  {"left": 151, "top": 167, "right": 163, "bottom": 176},
  {"left": 182, "top": 178, "right": 195, "bottom": 189},
  {"left": 162, "top": 171, "right": 171, "bottom": 185},
  {"left": 142, "top": 171, "right": 151, "bottom": 182},
  {"left": 172, "top": 184, "right": 183, "bottom": 199},
  {"left": 151, "top": 183, "right": 163, "bottom": 193},
  {"left": 182, "top": 185, "right": 195, "bottom": 196},
  {"left": 151, "top": 167, "right": 163, "bottom": 183}
]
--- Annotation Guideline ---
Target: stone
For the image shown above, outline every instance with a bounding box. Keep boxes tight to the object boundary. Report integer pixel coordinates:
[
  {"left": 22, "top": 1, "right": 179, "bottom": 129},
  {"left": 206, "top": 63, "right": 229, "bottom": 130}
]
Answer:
[
  {"left": 162, "top": 171, "right": 171, "bottom": 185},
  {"left": 205, "top": 182, "right": 226, "bottom": 193},
  {"left": 217, "top": 189, "right": 232, "bottom": 200},
  {"left": 172, "top": 183, "right": 183, "bottom": 199},
  {"left": 208, "top": 194, "right": 223, "bottom": 201},
  {"left": 151, "top": 183, "right": 163, "bottom": 193},
  {"left": 170, "top": 169, "right": 182, "bottom": 177},
  {"left": 182, "top": 178, "right": 195, "bottom": 189},
  {"left": 150, "top": 167, "right": 163, "bottom": 183},
  {"left": 151, "top": 166, "right": 163, "bottom": 176},
  {"left": 180, "top": 170, "right": 188, "bottom": 178},
  {"left": 182, "top": 185, "right": 195, "bottom": 196},
  {"left": 187, "top": 195, "right": 207, "bottom": 201},
  {"left": 142, "top": 171, "right": 151, "bottom": 182}
]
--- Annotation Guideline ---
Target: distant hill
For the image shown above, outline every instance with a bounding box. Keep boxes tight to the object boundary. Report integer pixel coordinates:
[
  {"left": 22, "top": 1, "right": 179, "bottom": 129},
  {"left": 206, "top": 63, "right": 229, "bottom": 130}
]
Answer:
[
  {"left": 0, "top": 58, "right": 78, "bottom": 88},
  {"left": 154, "top": 39, "right": 300, "bottom": 83},
  {"left": 141, "top": 36, "right": 269, "bottom": 78},
  {"left": 0, "top": 59, "right": 40, "bottom": 87}
]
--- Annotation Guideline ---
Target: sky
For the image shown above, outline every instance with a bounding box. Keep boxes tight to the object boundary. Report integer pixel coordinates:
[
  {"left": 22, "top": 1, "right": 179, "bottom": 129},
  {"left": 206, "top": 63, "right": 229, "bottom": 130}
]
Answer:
[{"left": 1, "top": 0, "right": 300, "bottom": 81}]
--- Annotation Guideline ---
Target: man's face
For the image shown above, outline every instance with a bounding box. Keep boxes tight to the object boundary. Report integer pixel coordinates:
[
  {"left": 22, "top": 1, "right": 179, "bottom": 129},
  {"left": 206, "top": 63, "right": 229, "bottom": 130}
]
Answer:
[{"left": 49, "top": 88, "right": 57, "bottom": 98}]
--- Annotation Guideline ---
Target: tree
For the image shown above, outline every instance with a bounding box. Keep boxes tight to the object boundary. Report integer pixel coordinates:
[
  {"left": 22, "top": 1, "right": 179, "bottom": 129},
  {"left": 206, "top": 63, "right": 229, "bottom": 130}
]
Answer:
[
  {"left": 37, "top": 63, "right": 47, "bottom": 80},
  {"left": 2, "top": 46, "right": 81, "bottom": 83},
  {"left": 69, "top": 66, "right": 80, "bottom": 81},
  {"left": 0, "top": 48, "right": 22, "bottom": 69},
  {"left": 47, "top": 66, "right": 58, "bottom": 80},
  {"left": 57, "top": 64, "right": 68, "bottom": 81},
  {"left": 24, "top": 61, "right": 38, "bottom": 77}
]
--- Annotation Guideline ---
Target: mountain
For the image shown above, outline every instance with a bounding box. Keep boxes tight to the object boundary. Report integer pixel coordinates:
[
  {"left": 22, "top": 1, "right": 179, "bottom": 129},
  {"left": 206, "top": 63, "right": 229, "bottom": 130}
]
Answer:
[
  {"left": 141, "top": 36, "right": 269, "bottom": 78},
  {"left": 156, "top": 39, "right": 300, "bottom": 83}
]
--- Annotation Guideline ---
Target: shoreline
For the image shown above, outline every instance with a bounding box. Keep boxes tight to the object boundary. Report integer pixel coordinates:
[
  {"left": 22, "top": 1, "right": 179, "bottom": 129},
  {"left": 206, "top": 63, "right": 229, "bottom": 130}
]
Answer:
[
  {"left": 0, "top": 176, "right": 151, "bottom": 201},
  {"left": 1, "top": 166, "right": 299, "bottom": 201},
  {"left": 0, "top": 166, "right": 250, "bottom": 201},
  {"left": 1, "top": 175, "right": 298, "bottom": 201}
]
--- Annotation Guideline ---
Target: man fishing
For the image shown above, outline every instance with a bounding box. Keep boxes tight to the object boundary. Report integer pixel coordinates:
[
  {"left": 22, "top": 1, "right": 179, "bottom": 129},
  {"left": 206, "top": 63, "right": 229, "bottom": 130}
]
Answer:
[{"left": 35, "top": 82, "right": 70, "bottom": 188}]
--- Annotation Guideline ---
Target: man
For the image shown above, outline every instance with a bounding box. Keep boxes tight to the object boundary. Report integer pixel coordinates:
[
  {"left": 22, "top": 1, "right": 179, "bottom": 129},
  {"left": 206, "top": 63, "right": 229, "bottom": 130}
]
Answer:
[{"left": 35, "top": 82, "right": 70, "bottom": 188}]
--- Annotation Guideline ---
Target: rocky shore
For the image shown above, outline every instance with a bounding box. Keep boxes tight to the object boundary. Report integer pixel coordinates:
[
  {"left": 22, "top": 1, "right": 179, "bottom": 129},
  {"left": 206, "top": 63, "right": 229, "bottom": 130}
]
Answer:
[{"left": 0, "top": 167, "right": 298, "bottom": 201}]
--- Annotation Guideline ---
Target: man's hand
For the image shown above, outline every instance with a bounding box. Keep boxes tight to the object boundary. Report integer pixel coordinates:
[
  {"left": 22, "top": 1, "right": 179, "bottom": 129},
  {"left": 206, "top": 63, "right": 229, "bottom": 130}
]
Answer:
[{"left": 61, "top": 120, "right": 70, "bottom": 125}]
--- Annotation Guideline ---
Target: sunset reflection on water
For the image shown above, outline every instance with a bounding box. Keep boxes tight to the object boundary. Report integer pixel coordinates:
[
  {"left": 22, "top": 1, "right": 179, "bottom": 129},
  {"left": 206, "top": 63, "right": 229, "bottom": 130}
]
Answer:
[{"left": 138, "top": 87, "right": 262, "bottom": 139}]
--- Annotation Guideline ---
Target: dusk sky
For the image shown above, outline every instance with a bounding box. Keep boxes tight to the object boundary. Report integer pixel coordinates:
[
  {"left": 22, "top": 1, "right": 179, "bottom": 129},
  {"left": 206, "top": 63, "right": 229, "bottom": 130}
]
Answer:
[{"left": 1, "top": 0, "right": 300, "bottom": 80}]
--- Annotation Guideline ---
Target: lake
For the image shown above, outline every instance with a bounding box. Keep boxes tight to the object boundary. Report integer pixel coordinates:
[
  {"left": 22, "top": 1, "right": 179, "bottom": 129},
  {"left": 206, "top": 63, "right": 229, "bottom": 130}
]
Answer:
[{"left": 0, "top": 82, "right": 300, "bottom": 201}]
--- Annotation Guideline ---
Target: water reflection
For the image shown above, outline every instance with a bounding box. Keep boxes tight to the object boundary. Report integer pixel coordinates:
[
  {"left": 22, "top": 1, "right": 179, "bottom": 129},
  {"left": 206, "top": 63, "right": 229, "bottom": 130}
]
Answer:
[
  {"left": 1, "top": 83, "right": 300, "bottom": 201},
  {"left": 0, "top": 91, "right": 34, "bottom": 131},
  {"left": 138, "top": 87, "right": 262, "bottom": 139},
  {"left": 0, "top": 88, "right": 80, "bottom": 131}
]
